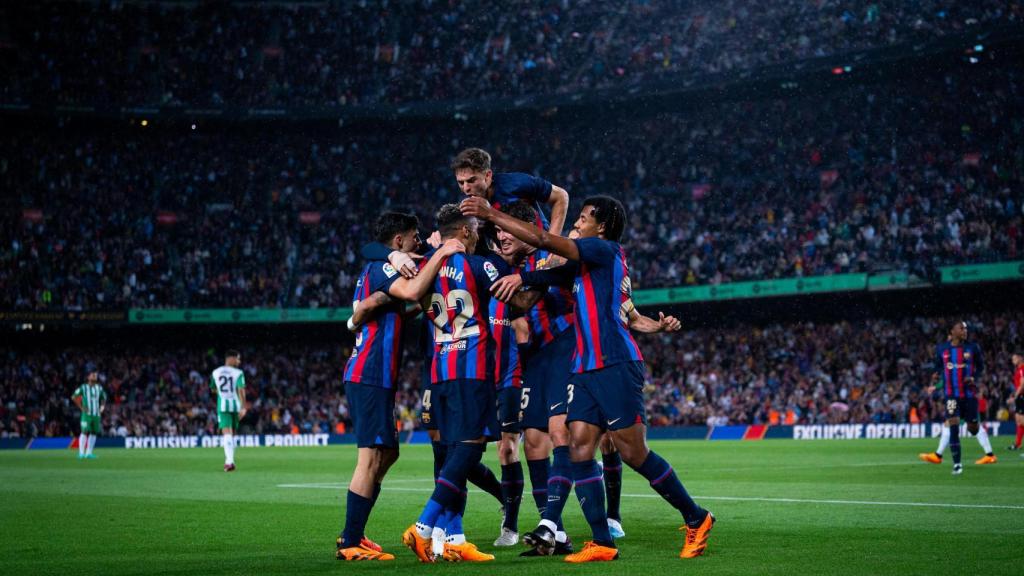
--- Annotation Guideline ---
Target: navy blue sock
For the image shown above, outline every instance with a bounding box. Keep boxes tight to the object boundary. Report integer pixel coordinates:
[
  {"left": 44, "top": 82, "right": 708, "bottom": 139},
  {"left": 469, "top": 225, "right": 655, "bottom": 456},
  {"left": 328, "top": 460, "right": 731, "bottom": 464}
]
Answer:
[
  {"left": 371, "top": 482, "right": 382, "bottom": 506},
  {"left": 526, "top": 458, "right": 550, "bottom": 518},
  {"left": 633, "top": 450, "right": 706, "bottom": 526},
  {"left": 431, "top": 441, "right": 448, "bottom": 480},
  {"left": 603, "top": 451, "right": 623, "bottom": 521},
  {"left": 543, "top": 446, "right": 572, "bottom": 525},
  {"left": 341, "top": 490, "right": 373, "bottom": 547},
  {"left": 950, "top": 425, "right": 961, "bottom": 465},
  {"left": 467, "top": 461, "right": 503, "bottom": 505},
  {"left": 501, "top": 462, "right": 524, "bottom": 531},
  {"left": 572, "top": 460, "right": 614, "bottom": 546},
  {"left": 429, "top": 443, "right": 485, "bottom": 514}
]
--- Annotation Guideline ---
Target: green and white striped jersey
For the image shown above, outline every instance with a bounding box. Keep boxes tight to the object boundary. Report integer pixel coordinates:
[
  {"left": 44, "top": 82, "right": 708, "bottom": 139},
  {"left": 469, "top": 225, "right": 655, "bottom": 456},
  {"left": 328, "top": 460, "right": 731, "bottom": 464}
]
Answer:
[
  {"left": 210, "top": 366, "right": 246, "bottom": 413},
  {"left": 73, "top": 383, "right": 106, "bottom": 417}
]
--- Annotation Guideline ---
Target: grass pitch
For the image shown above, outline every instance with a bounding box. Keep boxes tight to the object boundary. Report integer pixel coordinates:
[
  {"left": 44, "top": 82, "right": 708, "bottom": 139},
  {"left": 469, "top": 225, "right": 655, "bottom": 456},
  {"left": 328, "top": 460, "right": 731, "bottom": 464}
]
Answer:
[{"left": 2, "top": 438, "right": 1022, "bottom": 575}]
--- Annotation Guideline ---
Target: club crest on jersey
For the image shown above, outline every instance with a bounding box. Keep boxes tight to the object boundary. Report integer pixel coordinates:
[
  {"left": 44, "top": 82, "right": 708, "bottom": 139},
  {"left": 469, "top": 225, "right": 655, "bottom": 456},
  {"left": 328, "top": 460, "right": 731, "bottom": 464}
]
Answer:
[
  {"left": 382, "top": 263, "right": 398, "bottom": 278},
  {"left": 484, "top": 261, "right": 500, "bottom": 281}
]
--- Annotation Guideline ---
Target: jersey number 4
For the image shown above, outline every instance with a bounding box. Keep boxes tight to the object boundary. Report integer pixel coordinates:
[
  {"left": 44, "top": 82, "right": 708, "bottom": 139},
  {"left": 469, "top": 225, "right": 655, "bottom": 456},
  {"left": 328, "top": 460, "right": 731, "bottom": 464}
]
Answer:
[{"left": 429, "top": 289, "right": 480, "bottom": 343}]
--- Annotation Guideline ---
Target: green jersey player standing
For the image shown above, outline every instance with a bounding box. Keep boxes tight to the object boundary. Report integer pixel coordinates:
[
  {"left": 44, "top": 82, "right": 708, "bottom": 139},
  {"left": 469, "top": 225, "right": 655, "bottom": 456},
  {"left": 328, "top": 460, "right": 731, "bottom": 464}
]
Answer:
[
  {"left": 72, "top": 371, "right": 106, "bottom": 459},
  {"left": 211, "top": 350, "right": 247, "bottom": 472}
]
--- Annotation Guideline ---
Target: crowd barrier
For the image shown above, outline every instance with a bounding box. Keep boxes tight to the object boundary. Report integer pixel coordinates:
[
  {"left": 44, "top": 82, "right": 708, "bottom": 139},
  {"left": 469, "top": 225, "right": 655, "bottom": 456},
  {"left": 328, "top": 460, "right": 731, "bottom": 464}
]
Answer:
[{"left": 1, "top": 422, "right": 1013, "bottom": 450}]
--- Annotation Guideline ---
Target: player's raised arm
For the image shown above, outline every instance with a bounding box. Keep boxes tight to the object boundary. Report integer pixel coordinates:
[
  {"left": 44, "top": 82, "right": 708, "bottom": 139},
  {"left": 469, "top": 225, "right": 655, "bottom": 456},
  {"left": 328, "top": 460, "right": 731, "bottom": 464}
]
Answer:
[
  {"left": 547, "top": 184, "right": 569, "bottom": 236},
  {"left": 388, "top": 239, "right": 466, "bottom": 301},
  {"left": 461, "top": 197, "right": 579, "bottom": 261}
]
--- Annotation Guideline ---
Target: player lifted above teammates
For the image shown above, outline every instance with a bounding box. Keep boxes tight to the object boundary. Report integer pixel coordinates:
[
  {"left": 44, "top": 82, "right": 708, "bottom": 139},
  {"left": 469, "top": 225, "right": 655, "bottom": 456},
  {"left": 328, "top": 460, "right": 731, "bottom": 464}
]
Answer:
[
  {"left": 918, "top": 321, "right": 995, "bottom": 474},
  {"left": 338, "top": 212, "right": 467, "bottom": 561},
  {"left": 72, "top": 370, "right": 106, "bottom": 460},
  {"left": 211, "top": 350, "right": 246, "bottom": 472},
  {"left": 461, "top": 195, "right": 711, "bottom": 563},
  {"left": 382, "top": 147, "right": 571, "bottom": 278}
]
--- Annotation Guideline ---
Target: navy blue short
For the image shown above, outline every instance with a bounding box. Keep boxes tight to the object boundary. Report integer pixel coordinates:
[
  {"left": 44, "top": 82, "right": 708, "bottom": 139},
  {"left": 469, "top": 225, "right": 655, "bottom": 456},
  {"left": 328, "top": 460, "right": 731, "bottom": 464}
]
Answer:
[
  {"left": 497, "top": 386, "right": 523, "bottom": 433},
  {"left": 419, "top": 364, "right": 438, "bottom": 430},
  {"left": 435, "top": 378, "right": 499, "bottom": 442},
  {"left": 1015, "top": 396, "right": 1024, "bottom": 414},
  {"left": 521, "top": 328, "right": 574, "bottom": 430},
  {"left": 344, "top": 382, "right": 398, "bottom": 448},
  {"left": 567, "top": 361, "right": 648, "bottom": 431},
  {"left": 943, "top": 397, "right": 979, "bottom": 422}
]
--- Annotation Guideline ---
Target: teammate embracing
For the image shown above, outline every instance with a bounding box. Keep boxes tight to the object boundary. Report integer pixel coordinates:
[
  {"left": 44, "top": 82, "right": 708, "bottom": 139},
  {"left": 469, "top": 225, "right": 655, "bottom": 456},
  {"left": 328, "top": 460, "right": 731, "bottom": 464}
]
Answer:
[{"left": 462, "top": 194, "right": 714, "bottom": 562}]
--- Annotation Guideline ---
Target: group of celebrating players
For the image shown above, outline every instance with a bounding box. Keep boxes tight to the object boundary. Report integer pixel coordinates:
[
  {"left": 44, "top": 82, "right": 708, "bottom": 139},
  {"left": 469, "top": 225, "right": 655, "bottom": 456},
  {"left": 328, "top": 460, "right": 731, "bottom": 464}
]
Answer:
[
  {"left": 334, "top": 147, "right": 713, "bottom": 563},
  {"left": 68, "top": 147, "right": 1024, "bottom": 564}
]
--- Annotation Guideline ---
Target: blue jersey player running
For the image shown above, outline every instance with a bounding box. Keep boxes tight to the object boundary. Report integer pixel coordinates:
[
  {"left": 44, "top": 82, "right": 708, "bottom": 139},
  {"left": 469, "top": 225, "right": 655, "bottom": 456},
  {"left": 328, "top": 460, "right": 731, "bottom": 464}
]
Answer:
[
  {"left": 337, "top": 212, "right": 466, "bottom": 561},
  {"left": 917, "top": 320, "right": 996, "bottom": 474},
  {"left": 462, "top": 194, "right": 714, "bottom": 563}
]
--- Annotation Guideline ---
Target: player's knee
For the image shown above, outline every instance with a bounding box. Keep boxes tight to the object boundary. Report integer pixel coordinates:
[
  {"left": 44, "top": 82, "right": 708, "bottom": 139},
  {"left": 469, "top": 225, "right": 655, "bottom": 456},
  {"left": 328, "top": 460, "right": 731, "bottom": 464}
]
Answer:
[{"left": 967, "top": 421, "right": 980, "bottom": 435}]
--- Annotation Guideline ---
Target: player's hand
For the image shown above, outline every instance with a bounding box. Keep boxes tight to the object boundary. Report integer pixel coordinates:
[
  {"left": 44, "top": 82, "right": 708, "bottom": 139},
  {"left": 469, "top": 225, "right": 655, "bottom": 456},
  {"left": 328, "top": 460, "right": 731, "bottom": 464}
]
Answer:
[
  {"left": 388, "top": 250, "right": 422, "bottom": 279},
  {"left": 460, "top": 196, "right": 492, "bottom": 220},
  {"left": 491, "top": 274, "right": 523, "bottom": 302},
  {"left": 426, "top": 230, "right": 442, "bottom": 249},
  {"left": 657, "top": 311, "right": 682, "bottom": 332},
  {"left": 437, "top": 238, "right": 466, "bottom": 257},
  {"left": 925, "top": 385, "right": 936, "bottom": 395}
]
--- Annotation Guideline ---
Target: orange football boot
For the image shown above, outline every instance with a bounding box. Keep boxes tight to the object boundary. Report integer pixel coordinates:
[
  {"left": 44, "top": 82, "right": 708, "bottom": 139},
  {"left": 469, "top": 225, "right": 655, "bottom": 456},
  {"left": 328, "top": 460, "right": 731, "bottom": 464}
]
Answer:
[
  {"left": 564, "top": 541, "right": 620, "bottom": 563},
  {"left": 680, "top": 512, "right": 715, "bottom": 559}
]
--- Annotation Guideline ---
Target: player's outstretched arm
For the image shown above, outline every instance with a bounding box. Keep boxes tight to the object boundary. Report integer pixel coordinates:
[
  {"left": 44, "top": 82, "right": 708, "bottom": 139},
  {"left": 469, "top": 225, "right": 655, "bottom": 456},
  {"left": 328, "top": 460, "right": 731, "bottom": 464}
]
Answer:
[
  {"left": 461, "top": 197, "right": 579, "bottom": 261},
  {"left": 388, "top": 239, "right": 466, "bottom": 301},
  {"left": 628, "top": 308, "right": 682, "bottom": 334},
  {"left": 547, "top": 185, "right": 570, "bottom": 237}
]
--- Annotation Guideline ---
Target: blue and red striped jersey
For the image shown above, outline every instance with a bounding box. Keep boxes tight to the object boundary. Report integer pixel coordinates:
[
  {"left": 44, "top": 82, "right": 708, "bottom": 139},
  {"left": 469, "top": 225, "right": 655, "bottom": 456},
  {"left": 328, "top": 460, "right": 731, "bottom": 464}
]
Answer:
[
  {"left": 934, "top": 341, "right": 984, "bottom": 399},
  {"left": 571, "top": 237, "right": 643, "bottom": 373},
  {"left": 343, "top": 260, "right": 405, "bottom": 388},
  {"left": 490, "top": 297, "right": 522, "bottom": 390},
  {"left": 522, "top": 250, "right": 575, "bottom": 347},
  {"left": 490, "top": 172, "right": 553, "bottom": 230},
  {"left": 425, "top": 252, "right": 506, "bottom": 383}
]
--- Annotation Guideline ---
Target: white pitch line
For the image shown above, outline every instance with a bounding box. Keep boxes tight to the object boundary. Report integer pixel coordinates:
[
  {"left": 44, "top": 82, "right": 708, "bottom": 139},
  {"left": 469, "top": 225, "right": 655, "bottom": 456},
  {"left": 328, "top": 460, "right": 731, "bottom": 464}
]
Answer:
[{"left": 275, "top": 483, "right": 1024, "bottom": 511}]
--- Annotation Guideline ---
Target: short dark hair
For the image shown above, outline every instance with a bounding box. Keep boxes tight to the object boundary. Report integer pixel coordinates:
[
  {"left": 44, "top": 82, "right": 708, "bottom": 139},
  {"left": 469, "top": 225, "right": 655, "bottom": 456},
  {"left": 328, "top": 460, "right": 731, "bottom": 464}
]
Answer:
[
  {"left": 225, "top": 349, "right": 240, "bottom": 359},
  {"left": 451, "top": 148, "right": 492, "bottom": 173},
  {"left": 374, "top": 212, "right": 419, "bottom": 244},
  {"left": 436, "top": 204, "right": 473, "bottom": 238},
  {"left": 501, "top": 200, "right": 537, "bottom": 224},
  {"left": 583, "top": 195, "right": 627, "bottom": 242}
]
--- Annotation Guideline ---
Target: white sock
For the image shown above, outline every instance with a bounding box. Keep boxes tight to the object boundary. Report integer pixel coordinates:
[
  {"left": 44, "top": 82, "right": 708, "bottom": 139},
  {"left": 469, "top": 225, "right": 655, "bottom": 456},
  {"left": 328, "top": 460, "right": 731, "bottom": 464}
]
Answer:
[
  {"left": 224, "top": 434, "right": 234, "bottom": 465},
  {"left": 555, "top": 530, "right": 568, "bottom": 543},
  {"left": 539, "top": 519, "right": 557, "bottom": 534},
  {"left": 431, "top": 527, "right": 446, "bottom": 557},
  {"left": 87, "top": 434, "right": 96, "bottom": 455},
  {"left": 445, "top": 533, "right": 466, "bottom": 545},
  {"left": 415, "top": 522, "right": 432, "bottom": 539},
  {"left": 976, "top": 426, "right": 993, "bottom": 454},
  {"left": 936, "top": 426, "right": 950, "bottom": 455},
  {"left": 79, "top": 433, "right": 87, "bottom": 456}
]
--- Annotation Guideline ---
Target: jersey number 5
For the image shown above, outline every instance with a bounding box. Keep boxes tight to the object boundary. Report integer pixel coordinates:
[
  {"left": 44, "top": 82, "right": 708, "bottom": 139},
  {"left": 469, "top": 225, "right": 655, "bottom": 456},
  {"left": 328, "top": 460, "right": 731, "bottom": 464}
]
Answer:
[{"left": 429, "top": 288, "right": 480, "bottom": 343}]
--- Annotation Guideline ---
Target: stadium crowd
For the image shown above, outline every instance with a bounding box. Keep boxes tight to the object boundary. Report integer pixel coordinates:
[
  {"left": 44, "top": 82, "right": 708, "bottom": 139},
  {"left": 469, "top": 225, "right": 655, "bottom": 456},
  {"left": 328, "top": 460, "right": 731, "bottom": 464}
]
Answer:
[
  {"left": 1, "top": 1, "right": 1017, "bottom": 107},
  {"left": 3, "top": 66, "right": 1021, "bottom": 310},
  {"left": 1, "top": 311, "right": 1021, "bottom": 438}
]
